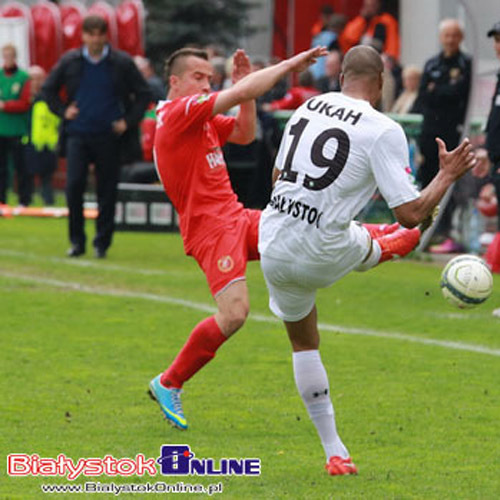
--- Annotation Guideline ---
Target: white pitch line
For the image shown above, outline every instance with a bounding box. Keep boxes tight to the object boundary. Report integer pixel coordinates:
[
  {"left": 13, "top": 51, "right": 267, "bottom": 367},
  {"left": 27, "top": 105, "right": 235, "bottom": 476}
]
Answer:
[
  {"left": 1, "top": 269, "right": 500, "bottom": 358},
  {"left": 0, "top": 249, "right": 188, "bottom": 277}
]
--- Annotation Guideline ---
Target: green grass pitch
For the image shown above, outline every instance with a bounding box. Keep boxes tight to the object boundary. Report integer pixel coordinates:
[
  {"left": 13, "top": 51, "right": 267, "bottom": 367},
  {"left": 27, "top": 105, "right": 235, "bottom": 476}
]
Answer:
[{"left": 1, "top": 217, "right": 499, "bottom": 499}]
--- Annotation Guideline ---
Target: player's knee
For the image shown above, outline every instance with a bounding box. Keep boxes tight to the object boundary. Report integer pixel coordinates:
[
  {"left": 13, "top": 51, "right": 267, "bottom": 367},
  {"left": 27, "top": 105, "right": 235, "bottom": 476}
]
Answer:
[{"left": 222, "top": 302, "right": 249, "bottom": 335}]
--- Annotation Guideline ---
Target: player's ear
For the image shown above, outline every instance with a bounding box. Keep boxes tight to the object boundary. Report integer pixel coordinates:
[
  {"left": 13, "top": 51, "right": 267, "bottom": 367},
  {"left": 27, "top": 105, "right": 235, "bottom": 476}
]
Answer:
[
  {"left": 339, "top": 72, "right": 344, "bottom": 88},
  {"left": 169, "top": 74, "right": 179, "bottom": 91}
]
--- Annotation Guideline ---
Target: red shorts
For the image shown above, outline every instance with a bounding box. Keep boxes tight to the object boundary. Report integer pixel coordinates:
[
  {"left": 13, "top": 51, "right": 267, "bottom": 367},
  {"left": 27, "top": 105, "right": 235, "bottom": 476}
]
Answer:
[{"left": 191, "top": 209, "right": 261, "bottom": 297}]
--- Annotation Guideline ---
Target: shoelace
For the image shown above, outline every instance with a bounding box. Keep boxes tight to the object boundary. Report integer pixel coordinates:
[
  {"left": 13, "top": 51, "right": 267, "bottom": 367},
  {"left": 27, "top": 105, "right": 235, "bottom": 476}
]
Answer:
[{"left": 170, "top": 389, "right": 185, "bottom": 416}]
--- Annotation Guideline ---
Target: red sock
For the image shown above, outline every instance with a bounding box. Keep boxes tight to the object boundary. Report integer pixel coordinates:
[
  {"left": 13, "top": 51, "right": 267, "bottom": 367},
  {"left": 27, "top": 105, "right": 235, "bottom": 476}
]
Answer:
[{"left": 160, "top": 316, "right": 227, "bottom": 388}]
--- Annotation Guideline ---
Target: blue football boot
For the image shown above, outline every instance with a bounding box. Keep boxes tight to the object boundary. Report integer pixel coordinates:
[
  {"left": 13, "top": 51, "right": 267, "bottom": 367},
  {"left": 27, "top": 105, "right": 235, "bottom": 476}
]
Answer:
[{"left": 149, "top": 374, "right": 188, "bottom": 430}]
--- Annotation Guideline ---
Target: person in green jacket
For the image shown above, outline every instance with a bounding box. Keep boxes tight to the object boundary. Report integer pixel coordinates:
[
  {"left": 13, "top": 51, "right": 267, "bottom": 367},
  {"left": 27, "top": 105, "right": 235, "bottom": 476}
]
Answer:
[{"left": 0, "top": 43, "right": 32, "bottom": 206}]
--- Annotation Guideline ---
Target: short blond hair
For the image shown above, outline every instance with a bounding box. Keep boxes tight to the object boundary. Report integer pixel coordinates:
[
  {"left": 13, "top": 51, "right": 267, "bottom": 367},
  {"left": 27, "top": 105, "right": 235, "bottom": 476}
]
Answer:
[
  {"left": 402, "top": 65, "right": 421, "bottom": 80},
  {"left": 1, "top": 43, "right": 17, "bottom": 57}
]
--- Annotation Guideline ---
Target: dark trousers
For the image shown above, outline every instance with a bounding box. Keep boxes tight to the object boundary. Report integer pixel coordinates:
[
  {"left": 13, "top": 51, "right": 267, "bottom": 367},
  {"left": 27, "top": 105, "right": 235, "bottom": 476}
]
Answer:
[
  {"left": 25, "top": 145, "right": 57, "bottom": 205},
  {"left": 418, "top": 130, "right": 461, "bottom": 237},
  {"left": 0, "top": 136, "right": 32, "bottom": 205},
  {"left": 66, "top": 133, "right": 120, "bottom": 251}
]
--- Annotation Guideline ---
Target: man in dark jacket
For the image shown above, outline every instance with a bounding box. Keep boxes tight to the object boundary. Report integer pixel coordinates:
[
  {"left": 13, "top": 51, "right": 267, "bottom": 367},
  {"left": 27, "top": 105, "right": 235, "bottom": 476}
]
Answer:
[
  {"left": 474, "top": 21, "right": 500, "bottom": 277},
  {"left": 485, "top": 22, "right": 500, "bottom": 213},
  {"left": 412, "top": 19, "right": 472, "bottom": 253},
  {"left": 43, "top": 15, "right": 151, "bottom": 258}
]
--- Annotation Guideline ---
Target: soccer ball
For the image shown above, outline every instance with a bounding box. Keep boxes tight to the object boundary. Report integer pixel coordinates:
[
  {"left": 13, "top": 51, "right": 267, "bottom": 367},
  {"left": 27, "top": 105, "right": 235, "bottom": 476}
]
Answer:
[{"left": 440, "top": 255, "right": 493, "bottom": 309}]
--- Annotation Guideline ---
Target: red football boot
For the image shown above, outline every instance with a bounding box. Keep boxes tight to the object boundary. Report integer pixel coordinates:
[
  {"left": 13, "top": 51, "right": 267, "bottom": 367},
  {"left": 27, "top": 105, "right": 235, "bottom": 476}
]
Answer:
[
  {"left": 363, "top": 222, "right": 400, "bottom": 239},
  {"left": 377, "top": 227, "right": 421, "bottom": 263},
  {"left": 325, "top": 456, "right": 358, "bottom": 476}
]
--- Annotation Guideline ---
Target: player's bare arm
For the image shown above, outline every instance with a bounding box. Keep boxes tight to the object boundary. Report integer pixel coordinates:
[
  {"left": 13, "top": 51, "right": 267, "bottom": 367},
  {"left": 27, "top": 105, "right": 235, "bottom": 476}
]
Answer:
[
  {"left": 226, "top": 49, "right": 256, "bottom": 145},
  {"left": 393, "top": 137, "right": 477, "bottom": 228},
  {"left": 212, "top": 46, "right": 328, "bottom": 117}
]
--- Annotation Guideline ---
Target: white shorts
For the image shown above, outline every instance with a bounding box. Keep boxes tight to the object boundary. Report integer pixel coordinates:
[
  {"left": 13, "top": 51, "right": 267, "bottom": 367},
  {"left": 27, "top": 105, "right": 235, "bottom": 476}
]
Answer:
[{"left": 260, "top": 223, "right": 376, "bottom": 322}]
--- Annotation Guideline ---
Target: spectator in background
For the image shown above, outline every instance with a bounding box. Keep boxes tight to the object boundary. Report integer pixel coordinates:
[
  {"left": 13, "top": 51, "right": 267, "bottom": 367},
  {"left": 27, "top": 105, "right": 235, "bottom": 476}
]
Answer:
[
  {"left": 251, "top": 57, "right": 289, "bottom": 207},
  {"left": 391, "top": 65, "right": 421, "bottom": 114},
  {"left": 252, "top": 57, "right": 288, "bottom": 104},
  {"left": 209, "top": 56, "right": 228, "bottom": 91},
  {"left": 310, "top": 4, "right": 336, "bottom": 38},
  {"left": 134, "top": 56, "right": 165, "bottom": 103},
  {"left": 203, "top": 43, "right": 226, "bottom": 60},
  {"left": 262, "top": 70, "right": 319, "bottom": 111},
  {"left": 473, "top": 21, "right": 500, "bottom": 274},
  {"left": 0, "top": 43, "right": 32, "bottom": 207},
  {"left": 315, "top": 50, "right": 342, "bottom": 93},
  {"left": 43, "top": 15, "right": 151, "bottom": 258},
  {"left": 23, "top": 65, "right": 60, "bottom": 205},
  {"left": 340, "top": 0, "right": 400, "bottom": 61},
  {"left": 412, "top": 19, "right": 472, "bottom": 253},
  {"left": 309, "top": 16, "right": 345, "bottom": 81}
]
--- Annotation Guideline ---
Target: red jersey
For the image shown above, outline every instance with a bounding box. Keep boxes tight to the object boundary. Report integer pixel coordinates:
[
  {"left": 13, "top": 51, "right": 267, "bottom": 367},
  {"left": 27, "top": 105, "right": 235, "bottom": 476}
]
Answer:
[{"left": 154, "top": 93, "right": 244, "bottom": 253}]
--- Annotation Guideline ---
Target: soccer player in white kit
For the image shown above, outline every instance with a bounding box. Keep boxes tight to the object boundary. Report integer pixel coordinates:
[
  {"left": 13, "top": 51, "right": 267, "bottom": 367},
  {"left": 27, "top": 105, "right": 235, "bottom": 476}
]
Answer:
[{"left": 259, "top": 46, "right": 477, "bottom": 476}]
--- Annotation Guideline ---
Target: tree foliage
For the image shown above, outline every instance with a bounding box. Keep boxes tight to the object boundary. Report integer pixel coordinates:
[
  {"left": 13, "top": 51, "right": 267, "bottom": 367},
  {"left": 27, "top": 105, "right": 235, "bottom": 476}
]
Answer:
[{"left": 144, "top": 0, "right": 257, "bottom": 70}]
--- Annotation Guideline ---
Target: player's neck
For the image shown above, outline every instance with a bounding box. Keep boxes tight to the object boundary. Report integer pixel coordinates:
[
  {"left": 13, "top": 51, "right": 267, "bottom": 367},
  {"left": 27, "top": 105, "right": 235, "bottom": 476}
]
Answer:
[
  {"left": 167, "top": 89, "right": 178, "bottom": 101},
  {"left": 342, "top": 88, "right": 374, "bottom": 106}
]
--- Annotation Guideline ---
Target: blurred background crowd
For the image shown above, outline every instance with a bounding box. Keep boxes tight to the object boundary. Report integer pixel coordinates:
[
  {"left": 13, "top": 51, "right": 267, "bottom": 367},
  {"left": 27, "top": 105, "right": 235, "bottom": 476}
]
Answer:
[{"left": 1, "top": 0, "right": 499, "bottom": 264}]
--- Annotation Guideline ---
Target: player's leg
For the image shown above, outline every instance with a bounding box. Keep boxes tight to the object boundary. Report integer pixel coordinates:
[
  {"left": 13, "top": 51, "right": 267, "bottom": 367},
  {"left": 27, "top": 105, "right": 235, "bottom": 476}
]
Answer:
[
  {"left": 285, "top": 309, "right": 357, "bottom": 476},
  {"left": 150, "top": 221, "right": 252, "bottom": 428},
  {"left": 261, "top": 255, "right": 357, "bottom": 475},
  {"left": 160, "top": 279, "right": 248, "bottom": 385},
  {"left": 149, "top": 282, "right": 248, "bottom": 429},
  {"left": 376, "top": 226, "right": 421, "bottom": 263},
  {"left": 0, "top": 137, "right": 9, "bottom": 204},
  {"left": 65, "top": 136, "right": 89, "bottom": 256},
  {"left": 355, "top": 222, "right": 420, "bottom": 272},
  {"left": 92, "top": 134, "right": 121, "bottom": 257},
  {"left": 362, "top": 222, "right": 399, "bottom": 239},
  {"left": 12, "top": 136, "right": 32, "bottom": 207}
]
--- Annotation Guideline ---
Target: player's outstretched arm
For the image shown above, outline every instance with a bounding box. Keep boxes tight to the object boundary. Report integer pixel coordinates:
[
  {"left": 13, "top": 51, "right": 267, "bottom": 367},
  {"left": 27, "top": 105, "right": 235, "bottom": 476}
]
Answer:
[
  {"left": 212, "top": 46, "right": 328, "bottom": 117},
  {"left": 393, "top": 137, "right": 477, "bottom": 228}
]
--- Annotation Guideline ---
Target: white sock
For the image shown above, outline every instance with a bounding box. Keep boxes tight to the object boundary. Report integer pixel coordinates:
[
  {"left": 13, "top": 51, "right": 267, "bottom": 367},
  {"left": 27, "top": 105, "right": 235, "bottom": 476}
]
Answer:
[{"left": 293, "top": 350, "right": 349, "bottom": 461}]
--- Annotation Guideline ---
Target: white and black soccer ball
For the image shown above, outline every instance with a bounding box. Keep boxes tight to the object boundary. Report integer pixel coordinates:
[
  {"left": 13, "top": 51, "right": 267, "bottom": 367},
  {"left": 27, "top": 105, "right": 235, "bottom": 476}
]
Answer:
[{"left": 440, "top": 255, "right": 493, "bottom": 309}]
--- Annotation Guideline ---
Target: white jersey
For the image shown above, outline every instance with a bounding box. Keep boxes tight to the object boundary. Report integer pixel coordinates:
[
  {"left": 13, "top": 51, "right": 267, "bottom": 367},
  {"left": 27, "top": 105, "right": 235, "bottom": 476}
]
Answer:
[{"left": 259, "top": 92, "right": 420, "bottom": 265}]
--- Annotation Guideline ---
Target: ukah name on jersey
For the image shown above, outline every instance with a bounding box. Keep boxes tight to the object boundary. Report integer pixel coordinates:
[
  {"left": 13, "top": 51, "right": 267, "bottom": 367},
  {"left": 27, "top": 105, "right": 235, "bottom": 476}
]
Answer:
[{"left": 306, "top": 98, "right": 363, "bottom": 125}]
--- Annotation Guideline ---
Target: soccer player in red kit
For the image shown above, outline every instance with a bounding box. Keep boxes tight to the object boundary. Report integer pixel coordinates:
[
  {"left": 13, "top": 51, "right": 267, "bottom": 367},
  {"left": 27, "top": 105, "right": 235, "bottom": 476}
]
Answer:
[{"left": 149, "top": 46, "right": 328, "bottom": 429}]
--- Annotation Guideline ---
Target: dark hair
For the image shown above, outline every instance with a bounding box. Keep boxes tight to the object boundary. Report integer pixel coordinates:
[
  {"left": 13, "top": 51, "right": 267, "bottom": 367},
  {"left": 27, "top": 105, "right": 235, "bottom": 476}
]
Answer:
[
  {"left": 82, "top": 15, "right": 108, "bottom": 34},
  {"left": 164, "top": 48, "right": 209, "bottom": 80}
]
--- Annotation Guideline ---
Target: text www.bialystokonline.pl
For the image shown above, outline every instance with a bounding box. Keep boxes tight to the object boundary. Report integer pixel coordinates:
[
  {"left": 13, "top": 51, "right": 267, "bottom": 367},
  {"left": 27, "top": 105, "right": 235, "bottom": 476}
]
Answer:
[{"left": 41, "top": 481, "right": 224, "bottom": 495}]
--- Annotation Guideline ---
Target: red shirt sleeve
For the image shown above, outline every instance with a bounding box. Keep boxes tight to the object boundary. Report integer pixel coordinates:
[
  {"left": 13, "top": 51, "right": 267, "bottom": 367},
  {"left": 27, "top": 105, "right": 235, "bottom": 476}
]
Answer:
[
  {"left": 211, "top": 114, "right": 236, "bottom": 146},
  {"left": 3, "top": 79, "right": 31, "bottom": 113}
]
